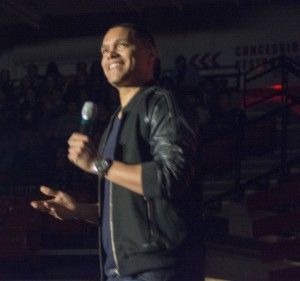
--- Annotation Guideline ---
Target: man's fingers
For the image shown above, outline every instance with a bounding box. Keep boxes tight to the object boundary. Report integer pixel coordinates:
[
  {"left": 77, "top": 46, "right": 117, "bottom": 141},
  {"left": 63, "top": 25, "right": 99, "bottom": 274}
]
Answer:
[
  {"left": 68, "top": 133, "right": 89, "bottom": 145},
  {"left": 44, "top": 201, "right": 58, "bottom": 209},
  {"left": 70, "top": 132, "right": 88, "bottom": 139},
  {"left": 68, "top": 147, "right": 83, "bottom": 157},
  {"left": 31, "top": 201, "right": 63, "bottom": 220},
  {"left": 31, "top": 201, "right": 43, "bottom": 209},
  {"left": 68, "top": 146, "right": 93, "bottom": 158},
  {"left": 44, "top": 202, "right": 65, "bottom": 221},
  {"left": 40, "top": 186, "right": 58, "bottom": 197},
  {"left": 31, "top": 201, "right": 50, "bottom": 213}
]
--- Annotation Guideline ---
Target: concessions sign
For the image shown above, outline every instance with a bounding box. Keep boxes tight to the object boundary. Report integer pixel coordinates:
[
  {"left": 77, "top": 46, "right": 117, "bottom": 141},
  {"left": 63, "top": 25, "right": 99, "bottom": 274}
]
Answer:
[{"left": 235, "top": 41, "right": 299, "bottom": 71}]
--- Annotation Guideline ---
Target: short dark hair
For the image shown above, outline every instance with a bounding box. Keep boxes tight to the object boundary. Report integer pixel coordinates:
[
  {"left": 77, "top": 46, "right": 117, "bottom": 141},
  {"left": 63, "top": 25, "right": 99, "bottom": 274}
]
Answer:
[{"left": 107, "top": 23, "right": 156, "bottom": 49}]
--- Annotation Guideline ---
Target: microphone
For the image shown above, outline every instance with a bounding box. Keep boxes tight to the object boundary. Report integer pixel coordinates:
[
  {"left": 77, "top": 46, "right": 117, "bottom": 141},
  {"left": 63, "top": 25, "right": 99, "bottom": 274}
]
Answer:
[{"left": 80, "top": 101, "right": 98, "bottom": 135}]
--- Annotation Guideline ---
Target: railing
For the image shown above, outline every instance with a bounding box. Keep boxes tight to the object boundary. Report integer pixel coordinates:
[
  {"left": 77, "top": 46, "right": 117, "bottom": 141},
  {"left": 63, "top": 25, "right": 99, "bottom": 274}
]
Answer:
[{"left": 204, "top": 55, "right": 300, "bottom": 208}]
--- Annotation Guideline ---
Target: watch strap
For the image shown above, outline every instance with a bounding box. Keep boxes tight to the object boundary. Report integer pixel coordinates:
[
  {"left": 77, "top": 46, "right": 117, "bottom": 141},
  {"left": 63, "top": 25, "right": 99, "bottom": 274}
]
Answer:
[{"left": 94, "top": 158, "right": 112, "bottom": 177}]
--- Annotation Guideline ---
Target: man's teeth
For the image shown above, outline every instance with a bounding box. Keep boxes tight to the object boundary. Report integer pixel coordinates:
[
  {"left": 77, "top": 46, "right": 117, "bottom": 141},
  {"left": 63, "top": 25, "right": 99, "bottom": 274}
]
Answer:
[{"left": 109, "top": 63, "right": 121, "bottom": 70}]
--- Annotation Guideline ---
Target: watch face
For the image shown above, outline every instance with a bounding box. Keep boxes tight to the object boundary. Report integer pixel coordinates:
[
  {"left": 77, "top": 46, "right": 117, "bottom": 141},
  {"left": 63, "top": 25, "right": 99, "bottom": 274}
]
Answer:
[{"left": 95, "top": 158, "right": 112, "bottom": 176}]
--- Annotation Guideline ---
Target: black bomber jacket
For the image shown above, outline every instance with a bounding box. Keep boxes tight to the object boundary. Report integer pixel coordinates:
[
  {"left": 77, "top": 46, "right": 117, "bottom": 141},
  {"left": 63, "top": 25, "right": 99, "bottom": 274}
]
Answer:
[{"left": 97, "top": 85, "right": 199, "bottom": 278}]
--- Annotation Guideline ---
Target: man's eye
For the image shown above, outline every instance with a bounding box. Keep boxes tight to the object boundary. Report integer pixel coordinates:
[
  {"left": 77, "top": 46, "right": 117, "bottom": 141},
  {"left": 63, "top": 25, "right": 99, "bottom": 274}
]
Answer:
[
  {"left": 101, "top": 49, "right": 108, "bottom": 55},
  {"left": 117, "top": 42, "right": 128, "bottom": 49}
]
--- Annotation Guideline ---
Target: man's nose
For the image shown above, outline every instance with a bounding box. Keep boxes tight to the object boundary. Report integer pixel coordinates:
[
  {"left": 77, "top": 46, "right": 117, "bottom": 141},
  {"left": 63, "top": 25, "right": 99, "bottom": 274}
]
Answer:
[{"left": 108, "top": 47, "right": 119, "bottom": 58}]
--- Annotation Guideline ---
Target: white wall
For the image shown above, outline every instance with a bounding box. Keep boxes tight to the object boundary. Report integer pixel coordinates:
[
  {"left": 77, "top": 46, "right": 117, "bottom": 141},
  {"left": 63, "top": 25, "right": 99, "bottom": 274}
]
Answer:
[
  {"left": 1, "top": 3, "right": 299, "bottom": 86},
  {"left": 157, "top": 3, "right": 300, "bottom": 65},
  {"left": 1, "top": 36, "right": 102, "bottom": 78}
]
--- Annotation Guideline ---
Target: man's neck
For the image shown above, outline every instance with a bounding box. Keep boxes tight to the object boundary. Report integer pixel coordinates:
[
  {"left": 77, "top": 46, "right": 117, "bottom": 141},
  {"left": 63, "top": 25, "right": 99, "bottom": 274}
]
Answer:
[{"left": 118, "top": 86, "right": 142, "bottom": 109}]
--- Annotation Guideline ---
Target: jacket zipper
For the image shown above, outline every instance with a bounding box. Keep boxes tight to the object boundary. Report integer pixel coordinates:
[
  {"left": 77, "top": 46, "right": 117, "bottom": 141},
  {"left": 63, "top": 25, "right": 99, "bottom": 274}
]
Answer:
[
  {"left": 145, "top": 196, "right": 172, "bottom": 248},
  {"left": 97, "top": 178, "right": 104, "bottom": 281},
  {"left": 144, "top": 196, "right": 156, "bottom": 237},
  {"left": 98, "top": 113, "right": 118, "bottom": 281},
  {"left": 110, "top": 181, "right": 120, "bottom": 275}
]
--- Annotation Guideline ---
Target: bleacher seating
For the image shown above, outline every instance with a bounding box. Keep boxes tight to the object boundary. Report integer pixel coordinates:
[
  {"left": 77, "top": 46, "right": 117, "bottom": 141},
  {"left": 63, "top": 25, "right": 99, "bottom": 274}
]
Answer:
[{"left": 247, "top": 178, "right": 300, "bottom": 280}]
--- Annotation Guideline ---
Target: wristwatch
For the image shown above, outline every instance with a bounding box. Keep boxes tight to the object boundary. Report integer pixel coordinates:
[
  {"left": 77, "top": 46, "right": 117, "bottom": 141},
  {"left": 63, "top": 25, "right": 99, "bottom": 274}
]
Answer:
[{"left": 92, "top": 157, "right": 112, "bottom": 177}]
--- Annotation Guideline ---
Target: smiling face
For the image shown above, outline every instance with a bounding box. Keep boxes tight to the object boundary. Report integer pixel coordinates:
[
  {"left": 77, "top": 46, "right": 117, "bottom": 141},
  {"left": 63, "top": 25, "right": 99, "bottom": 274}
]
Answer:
[{"left": 100, "top": 26, "right": 156, "bottom": 89}]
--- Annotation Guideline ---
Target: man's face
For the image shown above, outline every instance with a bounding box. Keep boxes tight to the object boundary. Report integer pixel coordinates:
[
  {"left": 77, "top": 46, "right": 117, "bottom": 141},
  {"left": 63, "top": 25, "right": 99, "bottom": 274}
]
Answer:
[{"left": 100, "top": 26, "right": 154, "bottom": 88}]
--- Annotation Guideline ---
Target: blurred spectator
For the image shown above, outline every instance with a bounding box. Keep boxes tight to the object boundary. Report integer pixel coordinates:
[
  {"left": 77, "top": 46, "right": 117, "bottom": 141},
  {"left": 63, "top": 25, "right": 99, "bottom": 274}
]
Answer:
[
  {"left": 0, "top": 68, "right": 13, "bottom": 94},
  {"left": 77, "top": 68, "right": 90, "bottom": 102},
  {"left": 45, "top": 61, "right": 64, "bottom": 90},
  {"left": 0, "top": 130, "right": 18, "bottom": 181},
  {"left": 171, "top": 54, "right": 200, "bottom": 94},
  {"left": 18, "top": 87, "right": 41, "bottom": 130},
  {"left": 25, "top": 64, "right": 44, "bottom": 93},
  {"left": 46, "top": 61, "right": 61, "bottom": 78},
  {"left": 0, "top": 80, "right": 21, "bottom": 130},
  {"left": 172, "top": 55, "right": 186, "bottom": 86},
  {"left": 52, "top": 100, "right": 80, "bottom": 142},
  {"left": 62, "top": 74, "right": 77, "bottom": 103},
  {"left": 88, "top": 60, "right": 111, "bottom": 103},
  {"left": 186, "top": 54, "right": 201, "bottom": 90},
  {"left": 63, "top": 61, "right": 91, "bottom": 105},
  {"left": 44, "top": 75, "right": 57, "bottom": 96},
  {"left": 89, "top": 60, "right": 104, "bottom": 83},
  {"left": 39, "top": 86, "right": 65, "bottom": 137},
  {"left": 42, "top": 63, "right": 65, "bottom": 117}
]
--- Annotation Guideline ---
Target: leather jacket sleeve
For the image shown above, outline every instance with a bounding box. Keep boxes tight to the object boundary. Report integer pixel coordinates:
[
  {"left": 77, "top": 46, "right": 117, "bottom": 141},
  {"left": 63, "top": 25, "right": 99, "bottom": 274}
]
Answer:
[{"left": 141, "top": 91, "right": 198, "bottom": 200}]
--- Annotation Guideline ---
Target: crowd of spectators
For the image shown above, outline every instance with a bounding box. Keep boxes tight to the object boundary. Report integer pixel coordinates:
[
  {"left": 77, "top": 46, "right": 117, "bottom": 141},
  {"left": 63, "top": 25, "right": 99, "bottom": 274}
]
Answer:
[
  {"left": 0, "top": 55, "right": 246, "bottom": 189},
  {"left": 0, "top": 61, "right": 115, "bottom": 189}
]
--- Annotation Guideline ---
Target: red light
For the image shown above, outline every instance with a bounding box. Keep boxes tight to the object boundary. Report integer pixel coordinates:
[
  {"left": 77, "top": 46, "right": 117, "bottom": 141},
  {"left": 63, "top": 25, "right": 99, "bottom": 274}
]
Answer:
[{"left": 270, "top": 84, "right": 283, "bottom": 91}]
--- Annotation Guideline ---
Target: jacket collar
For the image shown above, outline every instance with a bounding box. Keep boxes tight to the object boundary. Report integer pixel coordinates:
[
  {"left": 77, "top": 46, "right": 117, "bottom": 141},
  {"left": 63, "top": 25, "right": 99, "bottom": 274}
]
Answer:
[{"left": 121, "top": 80, "right": 156, "bottom": 115}]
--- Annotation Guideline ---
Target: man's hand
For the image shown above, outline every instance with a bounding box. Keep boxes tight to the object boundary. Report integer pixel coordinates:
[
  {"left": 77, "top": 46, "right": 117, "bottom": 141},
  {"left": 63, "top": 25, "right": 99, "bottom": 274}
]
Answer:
[
  {"left": 31, "top": 186, "right": 79, "bottom": 221},
  {"left": 67, "top": 132, "right": 98, "bottom": 173}
]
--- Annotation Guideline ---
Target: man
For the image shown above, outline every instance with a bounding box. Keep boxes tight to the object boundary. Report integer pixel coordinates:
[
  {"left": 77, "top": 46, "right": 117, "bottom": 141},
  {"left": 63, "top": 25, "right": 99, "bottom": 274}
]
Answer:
[{"left": 31, "top": 23, "right": 204, "bottom": 281}]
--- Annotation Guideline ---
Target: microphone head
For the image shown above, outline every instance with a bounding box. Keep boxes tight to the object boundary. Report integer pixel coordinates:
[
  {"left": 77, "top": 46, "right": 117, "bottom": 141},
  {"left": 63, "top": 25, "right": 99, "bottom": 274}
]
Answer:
[
  {"left": 81, "top": 101, "right": 97, "bottom": 122},
  {"left": 80, "top": 102, "right": 97, "bottom": 134}
]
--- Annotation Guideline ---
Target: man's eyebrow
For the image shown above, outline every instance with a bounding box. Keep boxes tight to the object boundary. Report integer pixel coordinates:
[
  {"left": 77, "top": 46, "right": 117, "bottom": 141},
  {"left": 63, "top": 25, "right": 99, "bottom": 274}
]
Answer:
[
  {"left": 115, "top": 39, "right": 130, "bottom": 44},
  {"left": 101, "top": 38, "right": 130, "bottom": 49}
]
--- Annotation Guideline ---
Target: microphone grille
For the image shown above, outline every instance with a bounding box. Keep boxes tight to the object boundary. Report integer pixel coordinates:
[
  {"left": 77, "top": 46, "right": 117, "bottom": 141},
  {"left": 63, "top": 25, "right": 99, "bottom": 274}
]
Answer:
[{"left": 81, "top": 101, "right": 97, "bottom": 121}]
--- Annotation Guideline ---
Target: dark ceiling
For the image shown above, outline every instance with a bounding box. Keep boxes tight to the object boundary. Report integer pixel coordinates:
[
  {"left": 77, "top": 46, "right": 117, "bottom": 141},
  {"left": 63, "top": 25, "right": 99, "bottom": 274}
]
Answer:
[{"left": 0, "top": 0, "right": 296, "bottom": 48}]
